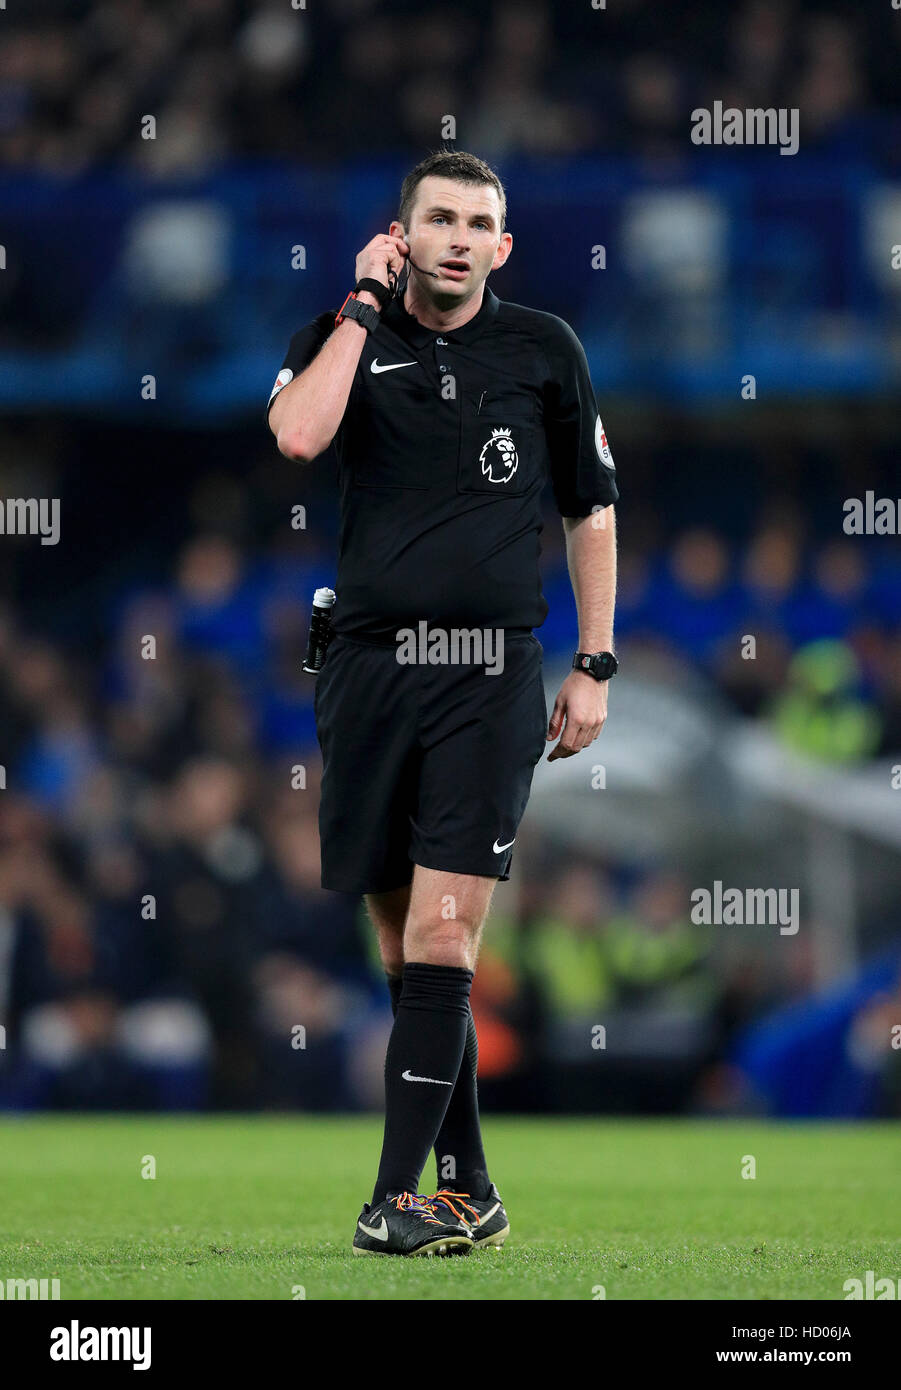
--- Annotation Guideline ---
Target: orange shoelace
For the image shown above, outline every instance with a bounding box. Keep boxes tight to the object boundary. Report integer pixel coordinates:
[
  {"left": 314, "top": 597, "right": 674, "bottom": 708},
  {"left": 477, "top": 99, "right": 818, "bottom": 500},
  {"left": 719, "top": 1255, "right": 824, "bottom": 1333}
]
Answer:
[
  {"left": 389, "top": 1192, "right": 442, "bottom": 1225},
  {"left": 427, "top": 1190, "right": 481, "bottom": 1226}
]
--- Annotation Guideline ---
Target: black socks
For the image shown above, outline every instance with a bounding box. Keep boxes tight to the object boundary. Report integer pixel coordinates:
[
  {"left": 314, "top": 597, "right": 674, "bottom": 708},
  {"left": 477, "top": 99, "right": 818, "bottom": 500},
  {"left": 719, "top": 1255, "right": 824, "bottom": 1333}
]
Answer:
[
  {"left": 383, "top": 967, "right": 491, "bottom": 1203},
  {"left": 371, "top": 962, "right": 473, "bottom": 1208}
]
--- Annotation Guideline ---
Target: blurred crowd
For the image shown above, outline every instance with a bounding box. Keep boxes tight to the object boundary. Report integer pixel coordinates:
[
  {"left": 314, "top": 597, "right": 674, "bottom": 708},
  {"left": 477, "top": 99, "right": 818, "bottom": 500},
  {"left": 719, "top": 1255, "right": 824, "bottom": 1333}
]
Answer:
[
  {"left": 0, "top": 423, "right": 899, "bottom": 1115},
  {"left": 1, "top": 0, "right": 899, "bottom": 1116},
  {"left": 611, "top": 522, "right": 901, "bottom": 761},
  {"left": 2, "top": 0, "right": 899, "bottom": 176}
]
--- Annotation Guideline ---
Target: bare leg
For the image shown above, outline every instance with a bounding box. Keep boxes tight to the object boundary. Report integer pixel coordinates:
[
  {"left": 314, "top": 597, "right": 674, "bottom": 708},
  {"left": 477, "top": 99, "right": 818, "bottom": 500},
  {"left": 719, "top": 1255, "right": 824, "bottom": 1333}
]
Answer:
[
  {"left": 404, "top": 866, "right": 497, "bottom": 969},
  {"left": 363, "top": 882, "right": 411, "bottom": 977}
]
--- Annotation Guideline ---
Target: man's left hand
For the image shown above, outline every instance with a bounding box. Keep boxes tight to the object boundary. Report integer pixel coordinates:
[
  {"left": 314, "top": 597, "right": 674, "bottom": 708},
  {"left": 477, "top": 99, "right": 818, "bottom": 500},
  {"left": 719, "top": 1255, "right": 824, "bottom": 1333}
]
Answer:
[{"left": 545, "top": 670, "right": 608, "bottom": 761}]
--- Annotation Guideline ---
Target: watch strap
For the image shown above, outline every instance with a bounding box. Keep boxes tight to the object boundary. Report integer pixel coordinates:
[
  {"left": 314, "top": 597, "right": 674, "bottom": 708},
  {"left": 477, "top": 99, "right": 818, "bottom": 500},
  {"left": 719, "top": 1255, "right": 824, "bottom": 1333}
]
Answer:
[
  {"left": 354, "top": 277, "right": 391, "bottom": 310},
  {"left": 335, "top": 293, "right": 381, "bottom": 333}
]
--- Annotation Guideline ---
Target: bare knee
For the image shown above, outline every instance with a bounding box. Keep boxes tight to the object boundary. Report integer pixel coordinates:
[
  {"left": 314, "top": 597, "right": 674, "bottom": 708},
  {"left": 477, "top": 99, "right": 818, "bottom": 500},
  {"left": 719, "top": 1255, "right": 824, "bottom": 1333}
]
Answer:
[
  {"left": 364, "top": 885, "right": 409, "bottom": 976},
  {"left": 404, "top": 918, "right": 482, "bottom": 972},
  {"left": 404, "top": 869, "right": 495, "bottom": 972},
  {"left": 403, "top": 917, "right": 481, "bottom": 973}
]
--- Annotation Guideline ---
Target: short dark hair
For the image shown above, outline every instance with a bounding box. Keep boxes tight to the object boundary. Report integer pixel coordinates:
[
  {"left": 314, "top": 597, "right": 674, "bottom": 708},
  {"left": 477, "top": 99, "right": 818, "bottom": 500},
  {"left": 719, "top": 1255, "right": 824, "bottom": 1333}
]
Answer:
[{"left": 398, "top": 150, "right": 507, "bottom": 233}]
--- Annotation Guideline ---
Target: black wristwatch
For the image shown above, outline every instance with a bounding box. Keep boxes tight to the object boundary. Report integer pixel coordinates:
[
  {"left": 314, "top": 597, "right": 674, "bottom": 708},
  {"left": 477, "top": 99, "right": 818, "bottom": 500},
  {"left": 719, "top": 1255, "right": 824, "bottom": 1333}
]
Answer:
[
  {"left": 335, "top": 292, "right": 381, "bottom": 334},
  {"left": 572, "top": 650, "right": 618, "bottom": 681}
]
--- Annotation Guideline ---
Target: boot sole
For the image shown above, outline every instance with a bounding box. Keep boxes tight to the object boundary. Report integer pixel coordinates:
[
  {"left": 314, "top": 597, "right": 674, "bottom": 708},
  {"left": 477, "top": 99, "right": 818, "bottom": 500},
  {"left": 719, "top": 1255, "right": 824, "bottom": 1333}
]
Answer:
[
  {"left": 353, "top": 1234, "right": 474, "bottom": 1257},
  {"left": 472, "top": 1222, "right": 510, "bottom": 1249}
]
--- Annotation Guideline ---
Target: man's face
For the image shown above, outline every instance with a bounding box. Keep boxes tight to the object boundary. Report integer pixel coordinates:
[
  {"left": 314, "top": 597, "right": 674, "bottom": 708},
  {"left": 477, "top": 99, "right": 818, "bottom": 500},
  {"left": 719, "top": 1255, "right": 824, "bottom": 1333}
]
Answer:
[{"left": 391, "top": 176, "right": 512, "bottom": 300}]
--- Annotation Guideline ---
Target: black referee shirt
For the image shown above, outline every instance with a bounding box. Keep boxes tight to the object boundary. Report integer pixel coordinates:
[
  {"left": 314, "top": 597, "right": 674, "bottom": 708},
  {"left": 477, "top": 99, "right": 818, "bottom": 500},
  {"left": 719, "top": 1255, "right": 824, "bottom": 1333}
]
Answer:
[{"left": 266, "top": 286, "right": 618, "bottom": 643}]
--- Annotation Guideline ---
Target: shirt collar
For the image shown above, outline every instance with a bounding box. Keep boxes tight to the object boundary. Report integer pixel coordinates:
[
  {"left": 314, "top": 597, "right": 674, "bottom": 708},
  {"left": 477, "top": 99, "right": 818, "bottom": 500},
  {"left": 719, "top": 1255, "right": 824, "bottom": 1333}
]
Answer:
[{"left": 383, "top": 285, "right": 499, "bottom": 348}]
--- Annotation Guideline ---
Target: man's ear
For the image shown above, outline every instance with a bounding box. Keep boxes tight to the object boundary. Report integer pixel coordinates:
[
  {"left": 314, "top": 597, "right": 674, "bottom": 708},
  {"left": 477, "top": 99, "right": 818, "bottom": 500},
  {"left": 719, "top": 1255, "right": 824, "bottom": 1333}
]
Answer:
[
  {"left": 492, "top": 231, "right": 513, "bottom": 272},
  {"left": 389, "top": 219, "right": 406, "bottom": 241}
]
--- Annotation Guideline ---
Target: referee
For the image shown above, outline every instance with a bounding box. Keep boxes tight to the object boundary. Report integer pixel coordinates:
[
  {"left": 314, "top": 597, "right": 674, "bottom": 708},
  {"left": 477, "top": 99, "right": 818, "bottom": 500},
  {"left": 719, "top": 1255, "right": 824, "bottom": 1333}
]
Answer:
[{"left": 267, "top": 151, "right": 618, "bottom": 1256}]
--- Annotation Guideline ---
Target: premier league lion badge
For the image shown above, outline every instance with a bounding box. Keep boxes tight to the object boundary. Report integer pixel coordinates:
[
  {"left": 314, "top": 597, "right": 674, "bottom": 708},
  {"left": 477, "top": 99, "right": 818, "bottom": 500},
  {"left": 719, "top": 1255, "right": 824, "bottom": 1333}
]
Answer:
[{"left": 479, "top": 427, "right": 519, "bottom": 485}]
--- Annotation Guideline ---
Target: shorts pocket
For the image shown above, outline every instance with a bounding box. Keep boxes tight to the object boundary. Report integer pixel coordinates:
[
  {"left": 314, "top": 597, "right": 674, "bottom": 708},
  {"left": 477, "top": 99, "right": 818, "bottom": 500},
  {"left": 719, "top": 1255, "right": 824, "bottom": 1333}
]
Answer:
[{"left": 534, "top": 668, "right": 548, "bottom": 760}]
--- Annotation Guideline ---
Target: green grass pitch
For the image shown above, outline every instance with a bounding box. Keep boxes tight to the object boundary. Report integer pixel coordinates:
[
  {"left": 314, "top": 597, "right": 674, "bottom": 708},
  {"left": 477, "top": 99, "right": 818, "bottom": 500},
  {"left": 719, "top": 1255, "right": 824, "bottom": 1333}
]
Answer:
[{"left": 1, "top": 1116, "right": 898, "bottom": 1300}]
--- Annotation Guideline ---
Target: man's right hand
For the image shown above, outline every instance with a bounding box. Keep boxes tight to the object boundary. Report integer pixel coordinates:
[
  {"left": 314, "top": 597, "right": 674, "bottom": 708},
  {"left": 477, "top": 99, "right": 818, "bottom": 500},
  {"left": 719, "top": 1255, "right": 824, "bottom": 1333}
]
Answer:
[{"left": 354, "top": 233, "right": 410, "bottom": 305}]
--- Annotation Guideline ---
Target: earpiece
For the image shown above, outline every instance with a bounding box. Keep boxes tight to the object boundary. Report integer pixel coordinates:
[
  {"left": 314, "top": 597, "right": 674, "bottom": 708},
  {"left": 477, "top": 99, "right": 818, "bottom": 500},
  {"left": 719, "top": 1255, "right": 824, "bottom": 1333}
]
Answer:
[{"left": 387, "top": 242, "right": 439, "bottom": 301}]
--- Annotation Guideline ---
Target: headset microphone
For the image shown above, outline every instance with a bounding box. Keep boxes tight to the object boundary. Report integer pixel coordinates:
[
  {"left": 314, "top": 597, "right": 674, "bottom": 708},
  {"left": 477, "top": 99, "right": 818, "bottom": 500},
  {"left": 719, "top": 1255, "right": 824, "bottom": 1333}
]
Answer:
[
  {"left": 407, "top": 256, "right": 440, "bottom": 279},
  {"left": 388, "top": 249, "right": 440, "bottom": 299}
]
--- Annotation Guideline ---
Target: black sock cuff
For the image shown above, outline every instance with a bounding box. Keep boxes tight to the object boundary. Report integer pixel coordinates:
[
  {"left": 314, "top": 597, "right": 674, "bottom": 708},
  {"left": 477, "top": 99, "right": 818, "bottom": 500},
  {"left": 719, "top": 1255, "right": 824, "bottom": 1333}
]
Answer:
[
  {"left": 404, "top": 961, "right": 473, "bottom": 979},
  {"left": 401, "top": 961, "right": 473, "bottom": 1014},
  {"left": 385, "top": 973, "right": 403, "bottom": 1015}
]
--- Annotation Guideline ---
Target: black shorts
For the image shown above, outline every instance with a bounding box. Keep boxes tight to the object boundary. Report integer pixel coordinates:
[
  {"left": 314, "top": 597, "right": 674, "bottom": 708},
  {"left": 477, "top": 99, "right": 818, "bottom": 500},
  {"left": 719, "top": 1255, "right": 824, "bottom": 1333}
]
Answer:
[{"left": 313, "top": 630, "right": 547, "bottom": 894}]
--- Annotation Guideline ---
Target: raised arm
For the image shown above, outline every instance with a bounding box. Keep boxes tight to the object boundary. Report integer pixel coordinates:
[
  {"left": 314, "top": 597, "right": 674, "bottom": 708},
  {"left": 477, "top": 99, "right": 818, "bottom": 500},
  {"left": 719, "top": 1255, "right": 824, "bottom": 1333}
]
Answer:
[{"left": 270, "top": 233, "right": 409, "bottom": 463}]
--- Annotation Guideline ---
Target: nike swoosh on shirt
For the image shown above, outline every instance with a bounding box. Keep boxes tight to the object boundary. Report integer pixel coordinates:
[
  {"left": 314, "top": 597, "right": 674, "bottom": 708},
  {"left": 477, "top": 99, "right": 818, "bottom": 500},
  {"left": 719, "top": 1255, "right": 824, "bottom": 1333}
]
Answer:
[
  {"left": 357, "top": 1217, "right": 389, "bottom": 1240},
  {"left": 402, "top": 1069, "right": 453, "bottom": 1085},
  {"left": 493, "top": 838, "right": 516, "bottom": 853},
  {"left": 371, "top": 359, "right": 417, "bottom": 374}
]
